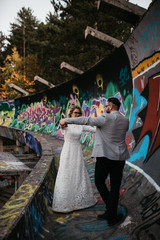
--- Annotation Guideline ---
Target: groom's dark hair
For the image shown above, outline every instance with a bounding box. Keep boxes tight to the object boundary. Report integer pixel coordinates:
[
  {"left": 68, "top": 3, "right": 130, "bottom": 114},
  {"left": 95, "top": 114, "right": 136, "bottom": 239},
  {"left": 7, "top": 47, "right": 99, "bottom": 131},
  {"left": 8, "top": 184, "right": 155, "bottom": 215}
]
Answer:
[{"left": 108, "top": 97, "right": 121, "bottom": 110}]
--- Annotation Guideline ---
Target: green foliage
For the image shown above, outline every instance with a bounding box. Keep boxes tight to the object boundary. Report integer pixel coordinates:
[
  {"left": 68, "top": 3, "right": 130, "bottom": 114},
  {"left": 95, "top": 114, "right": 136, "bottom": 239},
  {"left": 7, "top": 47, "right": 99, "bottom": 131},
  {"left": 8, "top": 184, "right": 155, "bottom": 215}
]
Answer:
[{"left": 0, "top": 47, "right": 36, "bottom": 100}]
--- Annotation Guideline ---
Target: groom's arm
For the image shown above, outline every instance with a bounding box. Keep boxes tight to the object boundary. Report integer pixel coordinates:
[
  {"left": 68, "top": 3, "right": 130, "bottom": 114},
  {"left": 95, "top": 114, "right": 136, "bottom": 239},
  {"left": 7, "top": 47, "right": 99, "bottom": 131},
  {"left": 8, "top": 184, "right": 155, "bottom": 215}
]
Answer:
[{"left": 60, "top": 115, "right": 105, "bottom": 128}]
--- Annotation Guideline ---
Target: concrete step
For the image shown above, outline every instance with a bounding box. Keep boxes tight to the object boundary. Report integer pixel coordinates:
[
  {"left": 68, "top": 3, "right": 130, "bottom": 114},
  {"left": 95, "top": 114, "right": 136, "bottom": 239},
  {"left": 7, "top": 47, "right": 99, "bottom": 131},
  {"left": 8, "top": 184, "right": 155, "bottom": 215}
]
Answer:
[
  {"left": 0, "top": 185, "right": 15, "bottom": 208},
  {"left": 0, "top": 153, "right": 40, "bottom": 209}
]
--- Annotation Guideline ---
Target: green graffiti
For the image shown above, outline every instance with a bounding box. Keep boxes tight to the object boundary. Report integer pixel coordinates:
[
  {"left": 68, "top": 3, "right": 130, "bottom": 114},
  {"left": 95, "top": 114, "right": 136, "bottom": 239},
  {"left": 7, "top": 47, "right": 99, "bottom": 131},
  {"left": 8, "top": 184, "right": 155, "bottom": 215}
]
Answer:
[
  {"left": 105, "top": 82, "right": 118, "bottom": 99},
  {"left": 124, "top": 94, "right": 132, "bottom": 118}
]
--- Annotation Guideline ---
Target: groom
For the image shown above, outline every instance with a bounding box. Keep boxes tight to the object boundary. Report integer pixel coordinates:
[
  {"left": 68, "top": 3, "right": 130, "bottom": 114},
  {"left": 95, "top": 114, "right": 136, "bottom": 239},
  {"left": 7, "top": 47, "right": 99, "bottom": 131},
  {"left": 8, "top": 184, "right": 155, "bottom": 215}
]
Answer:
[{"left": 60, "top": 97, "right": 130, "bottom": 226}]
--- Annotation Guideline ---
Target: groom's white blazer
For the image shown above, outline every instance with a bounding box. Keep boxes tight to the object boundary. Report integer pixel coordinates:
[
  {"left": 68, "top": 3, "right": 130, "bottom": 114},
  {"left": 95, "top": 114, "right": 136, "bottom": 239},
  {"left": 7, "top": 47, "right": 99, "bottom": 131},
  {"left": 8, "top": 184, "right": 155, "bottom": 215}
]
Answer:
[{"left": 66, "top": 111, "right": 130, "bottom": 161}]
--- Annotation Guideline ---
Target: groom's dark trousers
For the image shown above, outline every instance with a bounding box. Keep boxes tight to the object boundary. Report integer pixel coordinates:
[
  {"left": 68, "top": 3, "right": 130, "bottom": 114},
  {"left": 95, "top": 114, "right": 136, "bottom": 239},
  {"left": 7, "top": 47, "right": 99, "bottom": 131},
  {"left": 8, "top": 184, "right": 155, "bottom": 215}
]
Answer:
[{"left": 95, "top": 157, "right": 125, "bottom": 221}]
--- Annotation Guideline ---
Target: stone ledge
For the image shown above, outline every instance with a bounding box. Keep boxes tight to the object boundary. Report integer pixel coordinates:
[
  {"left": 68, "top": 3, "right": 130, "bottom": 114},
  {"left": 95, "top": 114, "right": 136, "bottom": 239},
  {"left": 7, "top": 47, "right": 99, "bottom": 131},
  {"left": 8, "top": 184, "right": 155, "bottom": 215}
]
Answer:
[{"left": 0, "top": 126, "right": 55, "bottom": 240}]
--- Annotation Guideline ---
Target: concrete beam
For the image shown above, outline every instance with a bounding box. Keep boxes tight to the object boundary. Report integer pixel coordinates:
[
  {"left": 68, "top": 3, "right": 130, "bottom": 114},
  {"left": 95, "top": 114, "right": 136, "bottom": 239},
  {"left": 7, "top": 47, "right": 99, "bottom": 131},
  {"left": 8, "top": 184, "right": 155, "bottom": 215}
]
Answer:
[
  {"left": 60, "top": 62, "right": 84, "bottom": 75},
  {"left": 9, "top": 83, "right": 29, "bottom": 96},
  {"left": 85, "top": 26, "right": 123, "bottom": 48},
  {"left": 97, "top": 0, "right": 146, "bottom": 25},
  {"left": 34, "top": 76, "right": 55, "bottom": 88}
]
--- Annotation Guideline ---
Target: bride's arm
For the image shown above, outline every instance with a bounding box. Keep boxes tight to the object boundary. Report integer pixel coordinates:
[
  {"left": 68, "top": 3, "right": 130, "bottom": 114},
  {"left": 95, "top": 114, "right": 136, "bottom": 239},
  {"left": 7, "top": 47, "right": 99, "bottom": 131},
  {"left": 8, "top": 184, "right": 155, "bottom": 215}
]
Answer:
[{"left": 82, "top": 125, "right": 96, "bottom": 133}]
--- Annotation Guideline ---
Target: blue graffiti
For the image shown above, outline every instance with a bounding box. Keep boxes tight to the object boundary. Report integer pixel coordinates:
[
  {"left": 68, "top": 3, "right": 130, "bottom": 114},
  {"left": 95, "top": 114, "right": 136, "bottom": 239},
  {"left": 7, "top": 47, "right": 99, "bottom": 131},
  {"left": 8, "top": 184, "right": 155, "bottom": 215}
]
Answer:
[
  {"left": 119, "top": 66, "right": 129, "bottom": 86},
  {"left": 77, "top": 206, "right": 126, "bottom": 230},
  {"left": 129, "top": 135, "right": 149, "bottom": 162},
  {"left": 29, "top": 205, "right": 42, "bottom": 235},
  {"left": 10, "top": 128, "right": 42, "bottom": 156},
  {"left": 129, "top": 89, "right": 147, "bottom": 129},
  {"left": 111, "top": 236, "right": 129, "bottom": 240},
  {"left": 25, "top": 132, "right": 42, "bottom": 156},
  {"left": 140, "top": 15, "right": 160, "bottom": 50}
]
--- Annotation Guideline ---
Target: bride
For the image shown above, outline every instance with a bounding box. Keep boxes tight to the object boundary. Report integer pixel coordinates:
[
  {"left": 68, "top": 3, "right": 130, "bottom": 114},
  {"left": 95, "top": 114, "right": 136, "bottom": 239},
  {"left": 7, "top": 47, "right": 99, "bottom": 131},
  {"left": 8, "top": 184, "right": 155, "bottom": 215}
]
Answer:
[{"left": 52, "top": 105, "right": 97, "bottom": 213}]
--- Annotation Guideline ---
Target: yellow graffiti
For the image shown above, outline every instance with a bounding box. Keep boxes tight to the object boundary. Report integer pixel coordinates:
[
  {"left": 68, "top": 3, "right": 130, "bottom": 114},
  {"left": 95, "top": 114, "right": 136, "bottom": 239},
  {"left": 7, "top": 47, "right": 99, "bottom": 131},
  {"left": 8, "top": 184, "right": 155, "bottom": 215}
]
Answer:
[
  {"left": 23, "top": 131, "right": 26, "bottom": 142},
  {"left": 96, "top": 74, "right": 103, "bottom": 90},
  {"left": 27, "top": 123, "right": 33, "bottom": 130},
  {"left": 0, "top": 161, "right": 17, "bottom": 169},
  {"left": 0, "top": 184, "right": 38, "bottom": 230},
  {"left": 71, "top": 212, "right": 80, "bottom": 217},
  {"left": 132, "top": 52, "right": 160, "bottom": 78},
  {"left": 3, "top": 119, "right": 13, "bottom": 126},
  {"left": 0, "top": 110, "right": 14, "bottom": 126},
  {"left": 56, "top": 217, "right": 68, "bottom": 223},
  {"left": 12, "top": 129, "right": 22, "bottom": 143},
  {"left": 72, "top": 85, "right": 79, "bottom": 98},
  {"left": 43, "top": 95, "right": 47, "bottom": 103},
  {"left": 44, "top": 197, "right": 54, "bottom": 215},
  {"left": 56, "top": 212, "right": 80, "bottom": 224},
  {"left": 90, "top": 103, "right": 104, "bottom": 117}
]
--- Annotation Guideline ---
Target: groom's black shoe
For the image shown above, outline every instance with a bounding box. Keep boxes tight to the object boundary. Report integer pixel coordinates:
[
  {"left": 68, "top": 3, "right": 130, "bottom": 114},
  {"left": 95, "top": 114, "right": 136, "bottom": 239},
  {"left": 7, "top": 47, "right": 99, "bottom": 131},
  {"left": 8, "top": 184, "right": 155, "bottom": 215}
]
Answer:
[
  {"left": 97, "top": 212, "right": 108, "bottom": 220},
  {"left": 107, "top": 213, "right": 124, "bottom": 226}
]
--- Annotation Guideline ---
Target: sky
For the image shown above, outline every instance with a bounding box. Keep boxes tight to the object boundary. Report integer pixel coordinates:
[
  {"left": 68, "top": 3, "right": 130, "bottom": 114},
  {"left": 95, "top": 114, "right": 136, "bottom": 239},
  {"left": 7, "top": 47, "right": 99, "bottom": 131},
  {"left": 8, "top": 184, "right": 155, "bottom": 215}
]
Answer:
[{"left": 0, "top": 0, "right": 152, "bottom": 37}]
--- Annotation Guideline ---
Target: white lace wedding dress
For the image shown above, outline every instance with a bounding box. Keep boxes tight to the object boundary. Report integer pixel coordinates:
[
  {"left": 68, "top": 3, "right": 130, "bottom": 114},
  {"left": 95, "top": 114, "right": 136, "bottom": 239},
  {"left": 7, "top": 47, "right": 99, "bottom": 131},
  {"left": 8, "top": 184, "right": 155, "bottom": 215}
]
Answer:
[{"left": 52, "top": 124, "right": 97, "bottom": 213}]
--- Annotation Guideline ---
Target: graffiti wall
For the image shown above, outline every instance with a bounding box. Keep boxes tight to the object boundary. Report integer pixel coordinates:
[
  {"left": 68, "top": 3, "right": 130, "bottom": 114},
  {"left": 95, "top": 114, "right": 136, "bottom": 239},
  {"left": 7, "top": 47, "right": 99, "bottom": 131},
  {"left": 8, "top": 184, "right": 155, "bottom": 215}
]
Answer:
[
  {"left": 124, "top": 0, "right": 160, "bottom": 188},
  {"left": 7, "top": 44, "right": 132, "bottom": 133}
]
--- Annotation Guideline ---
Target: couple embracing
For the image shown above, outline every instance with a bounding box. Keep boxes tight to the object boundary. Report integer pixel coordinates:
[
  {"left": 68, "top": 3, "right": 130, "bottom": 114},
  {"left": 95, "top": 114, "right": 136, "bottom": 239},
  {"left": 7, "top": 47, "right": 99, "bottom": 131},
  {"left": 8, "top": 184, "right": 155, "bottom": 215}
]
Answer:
[{"left": 52, "top": 97, "right": 130, "bottom": 227}]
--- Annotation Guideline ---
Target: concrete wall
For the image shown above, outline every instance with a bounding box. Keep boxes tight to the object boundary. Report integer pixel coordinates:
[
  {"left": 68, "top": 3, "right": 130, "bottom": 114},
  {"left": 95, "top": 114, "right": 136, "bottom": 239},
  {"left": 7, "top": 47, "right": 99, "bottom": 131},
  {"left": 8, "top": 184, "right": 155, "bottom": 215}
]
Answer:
[{"left": 124, "top": 0, "right": 160, "bottom": 189}]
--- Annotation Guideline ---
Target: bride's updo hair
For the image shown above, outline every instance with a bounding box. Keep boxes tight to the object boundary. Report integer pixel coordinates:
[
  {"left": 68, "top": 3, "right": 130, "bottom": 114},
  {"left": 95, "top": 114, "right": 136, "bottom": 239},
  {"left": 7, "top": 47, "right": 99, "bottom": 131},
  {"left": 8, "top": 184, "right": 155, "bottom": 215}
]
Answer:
[{"left": 68, "top": 105, "right": 82, "bottom": 118}]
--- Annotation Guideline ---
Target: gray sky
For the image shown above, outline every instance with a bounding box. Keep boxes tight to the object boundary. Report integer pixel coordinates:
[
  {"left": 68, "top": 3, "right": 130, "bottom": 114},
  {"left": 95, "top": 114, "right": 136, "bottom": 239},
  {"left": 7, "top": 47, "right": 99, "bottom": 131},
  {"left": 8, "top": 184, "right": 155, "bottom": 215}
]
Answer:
[{"left": 0, "top": 0, "right": 152, "bottom": 36}]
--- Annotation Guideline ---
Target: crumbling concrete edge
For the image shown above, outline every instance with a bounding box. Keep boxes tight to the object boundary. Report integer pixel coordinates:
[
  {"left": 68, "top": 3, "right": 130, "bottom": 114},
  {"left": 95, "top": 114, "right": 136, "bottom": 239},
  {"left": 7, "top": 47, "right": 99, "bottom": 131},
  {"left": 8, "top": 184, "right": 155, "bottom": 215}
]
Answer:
[
  {"left": 126, "top": 161, "right": 160, "bottom": 192},
  {"left": 0, "top": 126, "right": 56, "bottom": 240}
]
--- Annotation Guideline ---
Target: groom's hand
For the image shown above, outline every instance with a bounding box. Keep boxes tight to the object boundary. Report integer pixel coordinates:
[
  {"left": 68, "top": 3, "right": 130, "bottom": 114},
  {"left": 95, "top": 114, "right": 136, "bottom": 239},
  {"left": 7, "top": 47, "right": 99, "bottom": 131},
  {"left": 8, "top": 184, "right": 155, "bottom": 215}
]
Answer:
[{"left": 60, "top": 119, "right": 67, "bottom": 128}]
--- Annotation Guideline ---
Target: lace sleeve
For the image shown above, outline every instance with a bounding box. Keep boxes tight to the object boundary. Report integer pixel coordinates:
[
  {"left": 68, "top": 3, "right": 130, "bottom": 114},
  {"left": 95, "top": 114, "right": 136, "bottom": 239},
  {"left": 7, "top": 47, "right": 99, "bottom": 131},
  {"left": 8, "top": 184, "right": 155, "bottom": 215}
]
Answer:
[
  {"left": 82, "top": 125, "right": 96, "bottom": 133},
  {"left": 60, "top": 127, "right": 67, "bottom": 135}
]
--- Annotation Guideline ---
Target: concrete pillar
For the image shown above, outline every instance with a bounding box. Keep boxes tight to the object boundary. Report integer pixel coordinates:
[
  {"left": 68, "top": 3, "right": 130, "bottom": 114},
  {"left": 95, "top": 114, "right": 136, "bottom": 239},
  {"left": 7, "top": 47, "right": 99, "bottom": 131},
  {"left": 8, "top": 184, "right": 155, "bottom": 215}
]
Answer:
[
  {"left": 0, "top": 137, "right": 3, "bottom": 152},
  {"left": 16, "top": 140, "right": 24, "bottom": 154},
  {"left": 24, "top": 145, "right": 30, "bottom": 153}
]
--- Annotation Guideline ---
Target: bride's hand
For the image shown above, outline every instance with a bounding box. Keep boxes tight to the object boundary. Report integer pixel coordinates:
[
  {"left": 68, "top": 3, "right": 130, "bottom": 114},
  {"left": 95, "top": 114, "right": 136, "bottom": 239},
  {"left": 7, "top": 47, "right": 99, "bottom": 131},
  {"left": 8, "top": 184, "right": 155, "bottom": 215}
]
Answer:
[{"left": 60, "top": 119, "right": 67, "bottom": 128}]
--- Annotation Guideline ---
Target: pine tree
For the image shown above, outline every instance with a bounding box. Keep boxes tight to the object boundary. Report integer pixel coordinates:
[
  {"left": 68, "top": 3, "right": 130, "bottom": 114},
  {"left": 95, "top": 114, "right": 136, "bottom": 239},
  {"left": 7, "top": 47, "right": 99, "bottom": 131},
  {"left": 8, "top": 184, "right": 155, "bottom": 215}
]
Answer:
[{"left": 8, "top": 7, "right": 39, "bottom": 58}]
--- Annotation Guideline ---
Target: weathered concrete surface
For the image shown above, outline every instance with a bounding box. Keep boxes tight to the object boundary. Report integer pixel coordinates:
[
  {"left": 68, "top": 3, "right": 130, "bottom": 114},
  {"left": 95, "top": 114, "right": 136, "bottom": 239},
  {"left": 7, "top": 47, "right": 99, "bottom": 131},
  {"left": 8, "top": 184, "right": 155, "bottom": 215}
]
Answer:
[
  {"left": 97, "top": 0, "right": 146, "bottom": 24},
  {"left": 36, "top": 135, "right": 160, "bottom": 240}
]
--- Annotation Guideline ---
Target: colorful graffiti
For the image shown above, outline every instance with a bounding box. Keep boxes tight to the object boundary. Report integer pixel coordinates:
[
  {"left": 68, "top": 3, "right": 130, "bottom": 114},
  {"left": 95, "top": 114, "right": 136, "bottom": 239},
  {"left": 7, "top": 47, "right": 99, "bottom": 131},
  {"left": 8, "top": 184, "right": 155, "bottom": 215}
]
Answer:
[
  {"left": 126, "top": 53, "right": 160, "bottom": 185},
  {"left": 0, "top": 184, "right": 38, "bottom": 230},
  {"left": 10, "top": 100, "right": 61, "bottom": 135},
  {"left": 0, "top": 100, "right": 15, "bottom": 126},
  {"left": 133, "top": 74, "right": 160, "bottom": 163}
]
